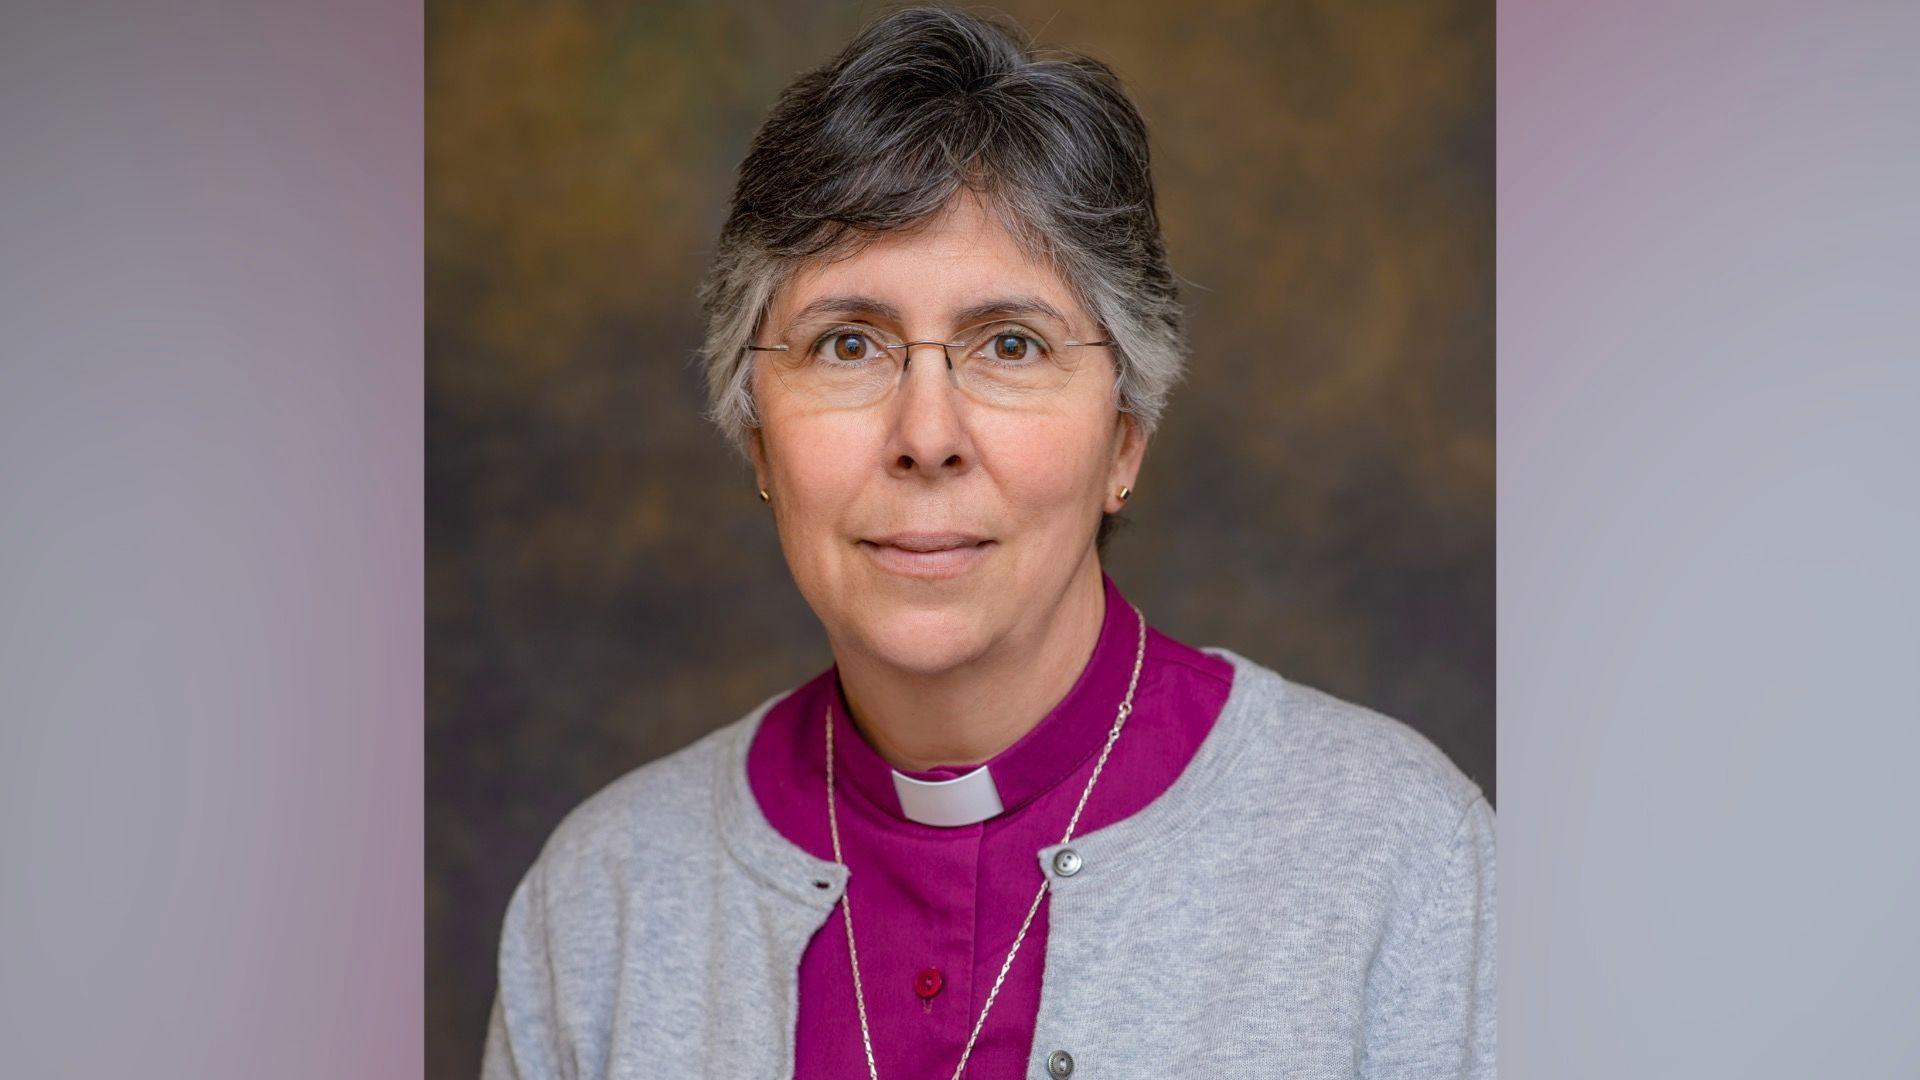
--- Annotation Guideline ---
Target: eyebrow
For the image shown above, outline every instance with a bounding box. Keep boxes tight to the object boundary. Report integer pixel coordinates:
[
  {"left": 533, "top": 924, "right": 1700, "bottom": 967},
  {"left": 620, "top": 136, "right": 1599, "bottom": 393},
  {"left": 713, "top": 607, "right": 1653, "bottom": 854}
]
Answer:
[
  {"left": 788, "top": 295, "right": 906, "bottom": 326},
  {"left": 786, "top": 293, "right": 1073, "bottom": 334}
]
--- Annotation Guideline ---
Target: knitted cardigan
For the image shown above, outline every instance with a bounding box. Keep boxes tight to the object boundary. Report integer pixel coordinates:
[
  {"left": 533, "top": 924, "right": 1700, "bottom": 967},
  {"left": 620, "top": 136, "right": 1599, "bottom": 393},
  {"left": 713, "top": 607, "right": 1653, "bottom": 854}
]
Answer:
[{"left": 481, "top": 646, "right": 1496, "bottom": 1079}]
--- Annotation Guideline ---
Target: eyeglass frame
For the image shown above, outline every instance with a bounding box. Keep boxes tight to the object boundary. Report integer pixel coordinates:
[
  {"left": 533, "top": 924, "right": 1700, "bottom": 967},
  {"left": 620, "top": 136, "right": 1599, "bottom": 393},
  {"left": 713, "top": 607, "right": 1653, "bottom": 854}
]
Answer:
[{"left": 741, "top": 321, "right": 1115, "bottom": 403}]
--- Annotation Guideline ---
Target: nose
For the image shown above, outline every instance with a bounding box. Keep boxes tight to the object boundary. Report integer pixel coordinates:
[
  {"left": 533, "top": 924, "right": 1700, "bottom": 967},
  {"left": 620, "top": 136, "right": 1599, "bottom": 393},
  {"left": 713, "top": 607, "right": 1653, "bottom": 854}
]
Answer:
[{"left": 884, "top": 341, "right": 972, "bottom": 478}]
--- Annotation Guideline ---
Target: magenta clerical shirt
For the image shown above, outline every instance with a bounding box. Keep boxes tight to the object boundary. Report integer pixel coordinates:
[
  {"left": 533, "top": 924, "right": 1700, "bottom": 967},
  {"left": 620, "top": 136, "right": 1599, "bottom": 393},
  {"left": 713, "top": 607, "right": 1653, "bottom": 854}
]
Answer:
[{"left": 746, "top": 569, "right": 1234, "bottom": 1078}]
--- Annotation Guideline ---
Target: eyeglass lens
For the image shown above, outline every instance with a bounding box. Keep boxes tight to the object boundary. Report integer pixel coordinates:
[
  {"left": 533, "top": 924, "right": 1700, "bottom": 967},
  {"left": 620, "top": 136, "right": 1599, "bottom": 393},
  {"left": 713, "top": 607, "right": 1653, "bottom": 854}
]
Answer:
[{"left": 762, "top": 319, "right": 1089, "bottom": 408}]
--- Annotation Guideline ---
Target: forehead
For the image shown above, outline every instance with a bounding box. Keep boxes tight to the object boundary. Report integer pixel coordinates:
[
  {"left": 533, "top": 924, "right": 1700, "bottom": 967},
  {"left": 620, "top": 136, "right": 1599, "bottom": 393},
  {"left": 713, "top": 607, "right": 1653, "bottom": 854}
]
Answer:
[{"left": 767, "top": 192, "right": 1088, "bottom": 329}]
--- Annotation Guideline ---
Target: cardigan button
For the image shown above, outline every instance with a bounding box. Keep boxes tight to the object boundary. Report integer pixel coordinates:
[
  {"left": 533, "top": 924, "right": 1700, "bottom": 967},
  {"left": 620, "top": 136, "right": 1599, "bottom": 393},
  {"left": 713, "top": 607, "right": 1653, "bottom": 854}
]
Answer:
[
  {"left": 1051, "top": 848, "right": 1083, "bottom": 877},
  {"left": 1046, "top": 1049, "right": 1075, "bottom": 1076}
]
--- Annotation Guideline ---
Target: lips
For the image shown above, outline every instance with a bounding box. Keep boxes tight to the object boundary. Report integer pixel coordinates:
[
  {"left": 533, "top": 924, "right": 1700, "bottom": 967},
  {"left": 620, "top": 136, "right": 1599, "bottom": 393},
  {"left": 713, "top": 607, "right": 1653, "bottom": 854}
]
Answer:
[
  {"left": 867, "top": 532, "right": 991, "bottom": 552},
  {"left": 859, "top": 534, "right": 994, "bottom": 579}
]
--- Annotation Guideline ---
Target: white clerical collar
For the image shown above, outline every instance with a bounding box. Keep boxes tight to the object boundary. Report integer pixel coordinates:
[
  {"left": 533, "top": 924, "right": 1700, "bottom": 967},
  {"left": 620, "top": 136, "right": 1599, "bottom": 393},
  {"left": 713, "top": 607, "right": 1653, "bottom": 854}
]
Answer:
[{"left": 891, "top": 764, "right": 1005, "bottom": 827}]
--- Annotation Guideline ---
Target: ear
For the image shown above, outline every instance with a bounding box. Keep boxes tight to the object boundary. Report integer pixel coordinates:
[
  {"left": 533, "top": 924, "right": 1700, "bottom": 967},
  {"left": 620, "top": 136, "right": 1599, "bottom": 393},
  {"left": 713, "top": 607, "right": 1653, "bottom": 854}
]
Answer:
[
  {"left": 1105, "top": 412, "right": 1148, "bottom": 514},
  {"left": 747, "top": 426, "right": 770, "bottom": 493}
]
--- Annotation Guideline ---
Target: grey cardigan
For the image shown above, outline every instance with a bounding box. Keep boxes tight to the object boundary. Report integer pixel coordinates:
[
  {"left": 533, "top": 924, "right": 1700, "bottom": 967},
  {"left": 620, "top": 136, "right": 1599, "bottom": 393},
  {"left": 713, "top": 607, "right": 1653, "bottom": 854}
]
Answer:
[{"left": 481, "top": 646, "right": 1496, "bottom": 1079}]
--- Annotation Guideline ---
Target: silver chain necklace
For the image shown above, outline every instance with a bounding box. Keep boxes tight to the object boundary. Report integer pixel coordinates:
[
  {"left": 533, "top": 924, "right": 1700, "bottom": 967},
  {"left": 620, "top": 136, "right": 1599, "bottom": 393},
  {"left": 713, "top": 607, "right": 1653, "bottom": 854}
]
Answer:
[{"left": 825, "top": 601, "right": 1148, "bottom": 1080}]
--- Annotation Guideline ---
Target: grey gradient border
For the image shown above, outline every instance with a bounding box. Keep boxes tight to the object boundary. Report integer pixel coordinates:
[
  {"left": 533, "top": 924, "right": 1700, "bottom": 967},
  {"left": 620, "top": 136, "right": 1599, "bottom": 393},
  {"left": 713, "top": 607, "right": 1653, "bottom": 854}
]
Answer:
[
  {"left": 2, "top": 1, "right": 422, "bottom": 1076},
  {"left": 1499, "top": 0, "right": 1920, "bottom": 1075}
]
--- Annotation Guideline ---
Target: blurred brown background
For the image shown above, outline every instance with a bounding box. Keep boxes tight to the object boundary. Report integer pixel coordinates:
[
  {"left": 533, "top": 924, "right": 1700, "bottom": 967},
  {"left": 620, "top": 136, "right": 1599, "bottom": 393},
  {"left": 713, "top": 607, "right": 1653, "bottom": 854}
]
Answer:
[{"left": 427, "top": 0, "right": 1491, "bottom": 1074}]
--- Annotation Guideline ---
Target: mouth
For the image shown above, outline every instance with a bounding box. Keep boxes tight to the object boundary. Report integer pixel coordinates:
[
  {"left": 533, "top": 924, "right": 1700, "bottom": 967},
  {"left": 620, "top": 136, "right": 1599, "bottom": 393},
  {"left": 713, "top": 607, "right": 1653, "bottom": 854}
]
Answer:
[{"left": 858, "top": 534, "right": 995, "bottom": 579}]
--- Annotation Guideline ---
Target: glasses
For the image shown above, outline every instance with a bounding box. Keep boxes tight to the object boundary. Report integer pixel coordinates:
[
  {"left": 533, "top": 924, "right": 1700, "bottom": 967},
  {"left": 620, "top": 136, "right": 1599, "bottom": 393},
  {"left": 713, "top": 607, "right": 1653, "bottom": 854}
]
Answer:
[{"left": 743, "top": 317, "right": 1113, "bottom": 410}]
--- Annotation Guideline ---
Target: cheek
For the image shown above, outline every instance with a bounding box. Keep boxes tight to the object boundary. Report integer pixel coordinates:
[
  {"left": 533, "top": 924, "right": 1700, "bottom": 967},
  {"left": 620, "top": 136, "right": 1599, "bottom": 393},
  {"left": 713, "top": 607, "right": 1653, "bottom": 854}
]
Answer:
[
  {"left": 983, "top": 415, "right": 1111, "bottom": 521},
  {"left": 766, "top": 421, "right": 869, "bottom": 535}
]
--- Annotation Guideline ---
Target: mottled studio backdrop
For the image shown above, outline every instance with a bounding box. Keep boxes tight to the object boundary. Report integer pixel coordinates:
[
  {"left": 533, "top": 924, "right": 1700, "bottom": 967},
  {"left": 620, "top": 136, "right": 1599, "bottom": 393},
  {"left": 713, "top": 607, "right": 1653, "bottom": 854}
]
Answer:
[{"left": 427, "top": 1, "right": 1491, "bottom": 1073}]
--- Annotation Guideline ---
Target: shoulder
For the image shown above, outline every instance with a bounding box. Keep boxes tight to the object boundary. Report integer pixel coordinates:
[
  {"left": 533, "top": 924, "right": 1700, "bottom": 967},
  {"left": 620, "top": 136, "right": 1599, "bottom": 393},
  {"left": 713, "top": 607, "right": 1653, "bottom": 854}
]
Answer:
[
  {"left": 521, "top": 696, "right": 773, "bottom": 911},
  {"left": 1208, "top": 647, "right": 1489, "bottom": 866},
  {"left": 492, "top": 693, "right": 791, "bottom": 1002}
]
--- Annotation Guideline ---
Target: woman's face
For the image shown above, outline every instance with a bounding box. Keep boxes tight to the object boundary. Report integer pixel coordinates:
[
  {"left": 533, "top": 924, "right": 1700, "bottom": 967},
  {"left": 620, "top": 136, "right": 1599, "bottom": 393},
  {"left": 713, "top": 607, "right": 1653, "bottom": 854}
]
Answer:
[{"left": 748, "top": 192, "right": 1146, "bottom": 676}]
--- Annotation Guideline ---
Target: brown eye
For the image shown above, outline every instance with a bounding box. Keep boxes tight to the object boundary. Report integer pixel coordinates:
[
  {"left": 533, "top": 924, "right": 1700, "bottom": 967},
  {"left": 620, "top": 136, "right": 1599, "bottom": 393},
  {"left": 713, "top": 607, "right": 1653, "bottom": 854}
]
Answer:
[
  {"left": 832, "top": 333, "right": 871, "bottom": 362},
  {"left": 991, "top": 333, "right": 1031, "bottom": 362}
]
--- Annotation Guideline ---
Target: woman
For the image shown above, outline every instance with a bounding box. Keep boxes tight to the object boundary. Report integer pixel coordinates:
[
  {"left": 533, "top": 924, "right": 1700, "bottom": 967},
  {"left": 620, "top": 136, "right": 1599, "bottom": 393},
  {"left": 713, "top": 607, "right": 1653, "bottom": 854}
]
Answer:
[{"left": 482, "top": 7, "right": 1493, "bottom": 1079}]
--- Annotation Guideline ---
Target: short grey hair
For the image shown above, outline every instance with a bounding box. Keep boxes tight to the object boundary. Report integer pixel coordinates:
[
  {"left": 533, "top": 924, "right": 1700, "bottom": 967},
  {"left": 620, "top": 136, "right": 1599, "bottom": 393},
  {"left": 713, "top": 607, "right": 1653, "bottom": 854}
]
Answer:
[{"left": 696, "top": 5, "right": 1186, "bottom": 546}]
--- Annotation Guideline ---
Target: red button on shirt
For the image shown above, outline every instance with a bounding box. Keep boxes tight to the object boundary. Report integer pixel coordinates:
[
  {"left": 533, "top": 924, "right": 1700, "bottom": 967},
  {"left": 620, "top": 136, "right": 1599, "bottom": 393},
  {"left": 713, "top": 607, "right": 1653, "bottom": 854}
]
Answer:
[{"left": 913, "top": 967, "right": 943, "bottom": 1000}]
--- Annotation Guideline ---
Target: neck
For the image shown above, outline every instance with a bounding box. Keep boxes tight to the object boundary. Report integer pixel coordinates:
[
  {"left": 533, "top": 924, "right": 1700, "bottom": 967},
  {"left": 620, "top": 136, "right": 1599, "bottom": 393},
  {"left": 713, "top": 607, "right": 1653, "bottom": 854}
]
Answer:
[{"left": 834, "top": 554, "right": 1108, "bottom": 772}]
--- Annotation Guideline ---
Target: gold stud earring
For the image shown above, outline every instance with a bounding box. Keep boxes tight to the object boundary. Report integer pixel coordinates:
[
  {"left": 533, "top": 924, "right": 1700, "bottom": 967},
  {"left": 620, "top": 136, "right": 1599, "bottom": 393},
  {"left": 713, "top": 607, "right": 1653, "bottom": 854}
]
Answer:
[
  {"left": 1118, "top": 485, "right": 1132, "bottom": 502},
  {"left": 758, "top": 488, "right": 771, "bottom": 503}
]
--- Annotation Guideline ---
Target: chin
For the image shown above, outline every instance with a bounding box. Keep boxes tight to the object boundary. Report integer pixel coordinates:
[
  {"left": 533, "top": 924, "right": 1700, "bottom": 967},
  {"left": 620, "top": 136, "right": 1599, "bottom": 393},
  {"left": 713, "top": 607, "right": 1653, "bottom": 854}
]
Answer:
[{"left": 853, "top": 603, "right": 992, "bottom": 675}]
